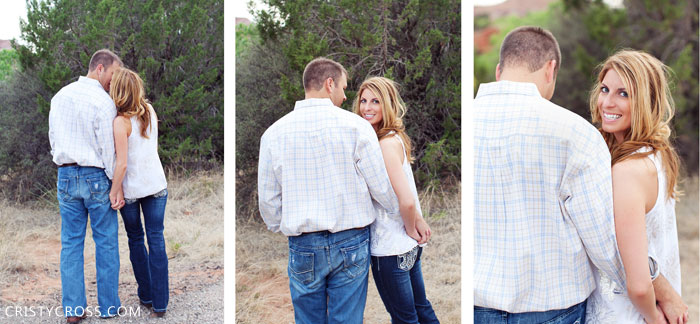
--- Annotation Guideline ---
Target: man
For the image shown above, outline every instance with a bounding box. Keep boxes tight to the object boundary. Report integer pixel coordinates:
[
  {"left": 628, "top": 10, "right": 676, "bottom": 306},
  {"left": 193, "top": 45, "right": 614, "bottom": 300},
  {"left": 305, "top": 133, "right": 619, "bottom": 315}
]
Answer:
[
  {"left": 258, "top": 57, "right": 398, "bottom": 324},
  {"left": 473, "top": 26, "right": 687, "bottom": 323},
  {"left": 49, "top": 49, "right": 123, "bottom": 323}
]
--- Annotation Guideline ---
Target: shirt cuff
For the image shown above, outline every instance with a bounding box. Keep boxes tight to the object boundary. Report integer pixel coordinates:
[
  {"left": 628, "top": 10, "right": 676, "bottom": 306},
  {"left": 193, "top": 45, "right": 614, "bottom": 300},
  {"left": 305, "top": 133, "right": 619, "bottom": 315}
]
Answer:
[{"left": 649, "top": 255, "right": 660, "bottom": 281}]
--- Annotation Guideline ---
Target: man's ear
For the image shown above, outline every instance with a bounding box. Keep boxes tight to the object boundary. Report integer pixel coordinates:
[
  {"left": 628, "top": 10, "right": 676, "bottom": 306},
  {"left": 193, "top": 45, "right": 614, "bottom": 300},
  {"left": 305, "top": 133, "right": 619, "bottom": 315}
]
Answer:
[
  {"left": 495, "top": 63, "right": 501, "bottom": 81},
  {"left": 324, "top": 77, "right": 334, "bottom": 94},
  {"left": 545, "top": 60, "right": 557, "bottom": 84}
]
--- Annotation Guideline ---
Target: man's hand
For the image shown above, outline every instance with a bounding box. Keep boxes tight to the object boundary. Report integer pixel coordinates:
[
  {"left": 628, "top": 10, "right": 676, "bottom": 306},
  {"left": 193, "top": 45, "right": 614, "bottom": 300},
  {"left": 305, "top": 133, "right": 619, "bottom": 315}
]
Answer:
[
  {"left": 654, "top": 274, "right": 688, "bottom": 324},
  {"left": 109, "top": 189, "right": 124, "bottom": 210},
  {"left": 415, "top": 216, "right": 431, "bottom": 244}
]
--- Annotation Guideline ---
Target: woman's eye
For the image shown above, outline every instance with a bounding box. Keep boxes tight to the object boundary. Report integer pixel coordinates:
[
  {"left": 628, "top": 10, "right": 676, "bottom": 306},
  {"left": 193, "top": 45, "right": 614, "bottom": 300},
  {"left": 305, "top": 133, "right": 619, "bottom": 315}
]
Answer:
[
  {"left": 620, "top": 91, "right": 628, "bottom": 98},
  {"left": 601, "top": 86, "right": 609, "bottom": 93},
  {"left": 360, "top": 99, "right": 366, "bottom": 103},
  {"left": 372, "top": 99, "right": 379, "bottom": 104}
]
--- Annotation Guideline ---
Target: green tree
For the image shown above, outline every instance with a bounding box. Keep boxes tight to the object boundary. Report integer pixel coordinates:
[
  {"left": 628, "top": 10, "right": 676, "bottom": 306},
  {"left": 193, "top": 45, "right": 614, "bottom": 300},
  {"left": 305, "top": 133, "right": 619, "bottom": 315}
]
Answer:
[{"left": 0, "top": 50, "right": 19, "bottom": 81}]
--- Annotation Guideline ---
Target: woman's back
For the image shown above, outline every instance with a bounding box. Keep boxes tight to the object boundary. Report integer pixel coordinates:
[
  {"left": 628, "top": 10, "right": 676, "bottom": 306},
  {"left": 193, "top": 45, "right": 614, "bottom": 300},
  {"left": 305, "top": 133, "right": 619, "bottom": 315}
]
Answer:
[
  {"left": 123, "top": 104, "right": 167, "bottom": 199},
  {"left": 370, "top": 132, "right": 422, "bottom": 256},
  {"left": 586, "top": 148, "right": 681, "bottom": 323},
  {"left": 643, "top": 149, "right": 681, "bottom": 292}
]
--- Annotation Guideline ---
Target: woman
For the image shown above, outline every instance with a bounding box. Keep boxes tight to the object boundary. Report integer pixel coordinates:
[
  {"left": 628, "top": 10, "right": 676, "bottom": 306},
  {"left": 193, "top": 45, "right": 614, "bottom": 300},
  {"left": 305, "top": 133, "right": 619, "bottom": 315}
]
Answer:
[
  {"left": 585, "top": 50, "right": 682, "bottom": 323},
  {"left": 353, "top": 76, "right": 439, "bottom": 323},
  {"left": 109, "top": 68, "right": 169, "bottom": 317}
]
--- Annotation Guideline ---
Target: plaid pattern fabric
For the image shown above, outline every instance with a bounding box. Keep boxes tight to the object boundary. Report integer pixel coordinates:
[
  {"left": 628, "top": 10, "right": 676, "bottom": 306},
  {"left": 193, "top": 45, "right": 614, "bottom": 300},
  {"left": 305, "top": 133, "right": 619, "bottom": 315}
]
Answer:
[
  {"left": 258, "top": 98, "right": 398, "bottom": 236},
  {"left": 49, "top": 76, "right": 117, "bottom": 179},
  {"left": 473, "top": 81, "right": 625, "bottom": 312}
]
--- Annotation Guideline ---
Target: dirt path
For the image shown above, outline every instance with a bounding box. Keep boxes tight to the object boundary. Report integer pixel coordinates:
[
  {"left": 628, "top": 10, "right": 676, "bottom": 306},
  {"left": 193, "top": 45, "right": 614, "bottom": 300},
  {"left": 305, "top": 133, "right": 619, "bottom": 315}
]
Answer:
[{"left": 0, "top": 260, "right": 223, "bottom": 323}]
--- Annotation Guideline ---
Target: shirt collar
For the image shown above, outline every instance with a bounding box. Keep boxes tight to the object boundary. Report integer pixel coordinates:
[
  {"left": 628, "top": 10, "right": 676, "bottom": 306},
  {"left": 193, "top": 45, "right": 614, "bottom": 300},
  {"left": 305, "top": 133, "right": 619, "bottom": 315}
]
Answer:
[
  {"left": 78, "top": 76, "right": 106, "bottom": 92},
  {"left": 475, "top": 80, "right": 542, "bottom": 99},
  {"left": 294, "top": 98, "right": 335, "bottom": 110}
]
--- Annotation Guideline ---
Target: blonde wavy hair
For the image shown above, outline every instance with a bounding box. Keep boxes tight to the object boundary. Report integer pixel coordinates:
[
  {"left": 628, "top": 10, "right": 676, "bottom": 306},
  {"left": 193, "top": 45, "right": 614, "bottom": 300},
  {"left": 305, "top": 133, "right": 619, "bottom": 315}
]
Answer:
[
  {"left": 589, "top": 49, "right": 680, "bottom": 199},
  {"left": 110, "top": 68, "right": 152, "bottom": 138},
  {"left": 353, "top": 76, "right": 414, "bottom": 163}
]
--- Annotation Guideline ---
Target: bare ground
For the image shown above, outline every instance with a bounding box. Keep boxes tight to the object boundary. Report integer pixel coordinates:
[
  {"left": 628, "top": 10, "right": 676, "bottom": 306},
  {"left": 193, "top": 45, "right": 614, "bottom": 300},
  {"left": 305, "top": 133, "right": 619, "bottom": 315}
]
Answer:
[
  {"left": 0, "top": 171, "right": 224, "bottom": 323},
  {"left": 235, "top": 184, "right": 461, "bottom": 323}
]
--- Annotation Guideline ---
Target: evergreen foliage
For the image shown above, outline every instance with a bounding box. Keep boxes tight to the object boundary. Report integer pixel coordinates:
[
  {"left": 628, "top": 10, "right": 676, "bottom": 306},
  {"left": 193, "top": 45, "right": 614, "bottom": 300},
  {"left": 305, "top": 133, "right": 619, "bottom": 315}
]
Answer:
[{"left": 0, "top": 50, "right": 19, "bottom": 81}]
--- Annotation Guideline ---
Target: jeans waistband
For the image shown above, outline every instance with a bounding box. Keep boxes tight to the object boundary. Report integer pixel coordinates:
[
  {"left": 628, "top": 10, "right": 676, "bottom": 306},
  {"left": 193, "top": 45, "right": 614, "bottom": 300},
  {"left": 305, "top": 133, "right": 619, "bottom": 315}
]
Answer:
[
  {"left": 57, "top": 165, "right": 107, "bottom": 177},
  {"left": 289, "top": 226, "right": 369, "bottom": 248}
]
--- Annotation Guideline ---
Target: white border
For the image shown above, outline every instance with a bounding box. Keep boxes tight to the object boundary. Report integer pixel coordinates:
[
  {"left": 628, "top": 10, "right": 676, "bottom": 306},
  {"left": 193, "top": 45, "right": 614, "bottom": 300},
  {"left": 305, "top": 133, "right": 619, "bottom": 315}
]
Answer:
[
  {"left": 225, "top": 0, "right": 235, "bottom": 322},
  {"left": 463, "top": 2, "right": 475, "bottom": 323}
]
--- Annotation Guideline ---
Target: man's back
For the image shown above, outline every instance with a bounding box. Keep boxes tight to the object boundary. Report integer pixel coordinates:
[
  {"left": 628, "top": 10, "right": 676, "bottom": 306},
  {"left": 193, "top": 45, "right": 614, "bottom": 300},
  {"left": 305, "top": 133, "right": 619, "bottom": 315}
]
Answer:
[
  {"left": 473, "top": 80, "right": 624, "bottom": 312},
  {"left": 258, "top": 98, "right": 397, "bottom": 236},
  {"left": 49, "top": 76, "right": 116, "bottom": 178}
]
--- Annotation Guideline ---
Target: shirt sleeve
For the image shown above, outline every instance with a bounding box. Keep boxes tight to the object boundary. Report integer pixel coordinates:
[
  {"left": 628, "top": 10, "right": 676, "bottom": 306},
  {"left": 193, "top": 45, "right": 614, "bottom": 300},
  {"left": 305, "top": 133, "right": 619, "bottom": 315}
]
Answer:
[
  {"left": 560, "top": 131, "right": 626, "bottom": 289},
  {"left": 95, "top": 102, "right": 117, "bottom": 179},
  {"left": 258, "top": 133, "right": 282, "bottom": 232},
  {"left": 354, "top": 124, "right": 400, "bottom": 214},
  {"left": 48, "top": 98, "right": 56, "bottom": 158}
]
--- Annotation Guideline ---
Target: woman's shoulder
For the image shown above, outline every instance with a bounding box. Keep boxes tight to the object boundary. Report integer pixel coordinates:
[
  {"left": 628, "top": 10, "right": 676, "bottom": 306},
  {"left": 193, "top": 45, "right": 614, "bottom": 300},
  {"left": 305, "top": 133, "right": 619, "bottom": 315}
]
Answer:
[
  {"left": 612, "top": 156, "right": 657, "bottom": 189},
  {"left": 378, "top": 134, "right": 403, "bottom": 157},
  {"left": 114, "top": 114, "right": 131, "bottom": 126}
]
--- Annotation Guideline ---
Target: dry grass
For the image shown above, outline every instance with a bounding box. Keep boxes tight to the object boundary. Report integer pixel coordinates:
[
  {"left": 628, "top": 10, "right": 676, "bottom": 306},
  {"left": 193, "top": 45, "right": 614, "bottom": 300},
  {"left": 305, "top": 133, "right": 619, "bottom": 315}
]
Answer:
[
  {"left": 677, "top": 176, "right": 699, "bottom": 324},
  {"left": 0, "top": 171, "right": 224, "bottom": 305},
  {"left": 235, "top": 184, "right": 461, "bottom": 323}
]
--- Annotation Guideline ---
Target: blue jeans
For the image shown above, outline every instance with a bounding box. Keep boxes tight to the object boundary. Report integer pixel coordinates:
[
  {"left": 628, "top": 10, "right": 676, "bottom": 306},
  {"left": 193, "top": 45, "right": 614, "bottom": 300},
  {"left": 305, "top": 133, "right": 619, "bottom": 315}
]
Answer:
[
  {"left": 57, "top": 166, "right": 120, "bottom": 318},
  {"left": 371, "top": 246, "right": 440, "bottom": 324},
  {"left": 287, "top": 227, "right": 370, "bottom": 324},
  {"left": 120, "top": 189, "right": 169, "bottom": 312},
  {"left": 474, "top": 300, "right": 587, "bottom": 324}
]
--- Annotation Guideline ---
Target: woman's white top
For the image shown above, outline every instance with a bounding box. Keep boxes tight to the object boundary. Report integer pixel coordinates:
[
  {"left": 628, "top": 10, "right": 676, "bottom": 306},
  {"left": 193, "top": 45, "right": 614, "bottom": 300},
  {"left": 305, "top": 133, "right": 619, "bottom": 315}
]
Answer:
[
  {"left": 586, "top": 148, "right": 681, "bottom": 323},
  {"left": 370, "top": 132, "right": 423, "bottom": 257},
  {"left": 122, "top": 104, "right": 168, "bottom": 199}
]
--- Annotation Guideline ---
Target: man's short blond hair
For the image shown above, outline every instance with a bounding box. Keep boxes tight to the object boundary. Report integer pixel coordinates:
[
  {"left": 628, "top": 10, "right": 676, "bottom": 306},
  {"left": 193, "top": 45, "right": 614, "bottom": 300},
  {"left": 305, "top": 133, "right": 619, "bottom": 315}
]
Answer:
[
  {"left": 89, "top": 49, "right": 123, "bottom": 71},
  {"left": 302, "top": 57, "right": 348, "bottom": 91},
  {"left": 499, "top": 26, "right": 561, "bottom": 74}
]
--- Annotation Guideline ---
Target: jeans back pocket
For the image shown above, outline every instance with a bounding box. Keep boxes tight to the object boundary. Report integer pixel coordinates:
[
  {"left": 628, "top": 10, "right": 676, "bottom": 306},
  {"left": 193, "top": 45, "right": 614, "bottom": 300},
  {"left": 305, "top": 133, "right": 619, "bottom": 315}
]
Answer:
[
  {"left": 340, "top": 238, "right": 369, "bottom": 279},
  {"left": 57, "top": 178, "right": 72, "bottom": 202},
  {"left": 86, "top": 177, "right": 110, "bottom": 203},
  {"left": 288, "top": 248, "right": 314, "bottom": 285}
]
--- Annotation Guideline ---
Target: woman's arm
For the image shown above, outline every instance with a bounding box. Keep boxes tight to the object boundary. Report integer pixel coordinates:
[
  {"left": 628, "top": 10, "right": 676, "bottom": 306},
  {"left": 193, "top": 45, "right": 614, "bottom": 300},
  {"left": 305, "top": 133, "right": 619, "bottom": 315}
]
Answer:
[
  {"left": 612, "top": 158, "right": 662, "bottom": 323},
  {"left": 378, "top": 136, "right": 427, "bottom": 244},
  {"left": 110, "top": 116, "right": 131, "bottom": 209}
]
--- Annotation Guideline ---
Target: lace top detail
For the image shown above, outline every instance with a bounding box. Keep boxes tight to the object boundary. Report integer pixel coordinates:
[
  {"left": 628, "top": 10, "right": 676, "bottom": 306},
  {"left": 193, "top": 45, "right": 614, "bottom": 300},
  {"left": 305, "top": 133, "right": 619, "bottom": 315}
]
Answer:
[
  {"left": 586, "top": 148, "right": 681, "bottom": 323},
  {"left": 370, "top": 132, "right": 422, "bottom": 256}
]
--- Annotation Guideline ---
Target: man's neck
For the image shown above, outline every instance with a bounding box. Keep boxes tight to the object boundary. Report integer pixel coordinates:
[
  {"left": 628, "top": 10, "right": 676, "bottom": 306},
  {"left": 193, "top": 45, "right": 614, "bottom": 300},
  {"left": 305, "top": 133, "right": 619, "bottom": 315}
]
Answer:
[
  {"left": 86, "top": 71, "right": 99, "bottom": 81},
  {"left": 305, "top": 90, "right": 330, "bottom": 100},
  {"left": 499, "top": 72, "right": 548, "bottom": 99},
  {"left": 498, "top": 69, "right": 538, "bottom": 85}
]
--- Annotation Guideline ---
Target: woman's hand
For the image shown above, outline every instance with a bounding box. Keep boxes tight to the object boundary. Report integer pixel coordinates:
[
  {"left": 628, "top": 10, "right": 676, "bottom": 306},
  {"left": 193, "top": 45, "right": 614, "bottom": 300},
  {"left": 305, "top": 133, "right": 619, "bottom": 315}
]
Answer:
[
  {"left": 109, "top": 188, "right": 124, "bottom": 210},
  {"left": 654, "top": 274, "right": 689, "bottom": 324},
  {"left": 405, "top": 226, "right": 422, "bottom": 242},
  {"left": 647, "top": 304, "right": 669, "bottom": 324}
]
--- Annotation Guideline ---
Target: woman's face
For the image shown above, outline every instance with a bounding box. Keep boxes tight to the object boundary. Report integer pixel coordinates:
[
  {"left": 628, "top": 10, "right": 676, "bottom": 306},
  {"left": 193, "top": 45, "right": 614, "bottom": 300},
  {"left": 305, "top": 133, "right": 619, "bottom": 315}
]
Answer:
[
  {"left": 597, "top": 69, "right": 631, "bottom": 143},
  {"left": 359, "top": 88, "right": 383, "bottom": 130}
]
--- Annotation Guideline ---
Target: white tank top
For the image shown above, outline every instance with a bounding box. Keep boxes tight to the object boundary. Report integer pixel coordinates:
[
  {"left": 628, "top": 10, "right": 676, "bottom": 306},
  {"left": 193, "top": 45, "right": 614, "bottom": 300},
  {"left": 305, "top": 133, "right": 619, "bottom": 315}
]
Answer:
[
  {"left": 586, "top": 147, "right": 681, "bottom": 323},
  {"left": 122, "top": 104, "right": 168, "bottom": 199},
  {"left": 370, "top": 132, "right": 424, "bottom": 256}
]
